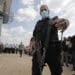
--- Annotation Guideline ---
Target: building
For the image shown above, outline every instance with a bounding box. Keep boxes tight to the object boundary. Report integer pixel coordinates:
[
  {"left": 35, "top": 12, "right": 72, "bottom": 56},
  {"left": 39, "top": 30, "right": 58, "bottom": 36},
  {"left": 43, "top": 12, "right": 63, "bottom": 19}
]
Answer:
[{"left": 0, "top": 0, "right": 12, "bottom": 36}]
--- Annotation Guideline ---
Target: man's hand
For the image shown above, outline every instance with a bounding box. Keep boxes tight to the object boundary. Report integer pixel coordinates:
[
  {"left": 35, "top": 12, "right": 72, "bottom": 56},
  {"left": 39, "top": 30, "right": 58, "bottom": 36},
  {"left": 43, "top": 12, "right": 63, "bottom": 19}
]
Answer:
[
  {"left": 30, "top": 40, "right": 36, "bottom": 49},
  {"left": 29, "top": 38, "right": 37, "bottom": 55}
]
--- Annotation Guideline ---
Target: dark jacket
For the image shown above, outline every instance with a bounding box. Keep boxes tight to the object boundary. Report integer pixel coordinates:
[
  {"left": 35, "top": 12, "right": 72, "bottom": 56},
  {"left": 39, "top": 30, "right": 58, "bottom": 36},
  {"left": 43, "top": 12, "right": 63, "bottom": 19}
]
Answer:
[{"left": 33, "top": 18, "right": 58, "bottom": 48}]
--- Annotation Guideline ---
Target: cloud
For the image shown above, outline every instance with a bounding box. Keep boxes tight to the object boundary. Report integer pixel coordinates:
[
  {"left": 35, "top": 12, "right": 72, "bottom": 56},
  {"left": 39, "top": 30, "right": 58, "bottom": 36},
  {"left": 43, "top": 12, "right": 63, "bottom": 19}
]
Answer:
[
  {"left": 1, "top": 26, "right": 32, "bottom": 46},
  {"left": 2, "top": 0, "right": 75, "bottom": 45},
  {"left": 1, "top": 27, "right": 11, "bottom": 38},
  {"left": 10, "top": 26, "right": 26, "bottom": 34},
  {"left": 61, "top": 0, "right": 71, "bottom": 7},
  {"left": 21, "top": 0, "right": 34, "bottom": 6},
  {"left": 15, "top": 7, "right": 37, "bottom": 22}
]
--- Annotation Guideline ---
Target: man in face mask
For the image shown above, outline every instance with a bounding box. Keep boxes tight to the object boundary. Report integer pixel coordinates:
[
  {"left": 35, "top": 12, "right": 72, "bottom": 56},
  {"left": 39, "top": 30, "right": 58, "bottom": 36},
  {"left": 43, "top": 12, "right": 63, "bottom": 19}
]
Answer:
[
  {"left": 40, "top": 5, "right": 49, "bottom": 19},
  {"left": 30, "top": 5, "right": 63, "bottom": 75}
]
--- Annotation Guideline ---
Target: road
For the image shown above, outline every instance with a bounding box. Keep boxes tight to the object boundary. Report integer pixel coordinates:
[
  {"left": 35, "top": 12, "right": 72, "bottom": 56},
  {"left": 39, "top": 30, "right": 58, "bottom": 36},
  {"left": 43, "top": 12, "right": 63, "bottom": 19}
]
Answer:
[{"left": 0, "top": 54, "right": 72, "bottom": 75}]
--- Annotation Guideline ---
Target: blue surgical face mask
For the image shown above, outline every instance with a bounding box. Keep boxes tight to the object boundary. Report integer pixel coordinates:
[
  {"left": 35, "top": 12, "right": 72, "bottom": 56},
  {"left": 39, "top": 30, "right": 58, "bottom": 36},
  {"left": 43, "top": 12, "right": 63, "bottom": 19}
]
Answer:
[{"left": 40, "top": 10, "right": 49, "bottom": 19}]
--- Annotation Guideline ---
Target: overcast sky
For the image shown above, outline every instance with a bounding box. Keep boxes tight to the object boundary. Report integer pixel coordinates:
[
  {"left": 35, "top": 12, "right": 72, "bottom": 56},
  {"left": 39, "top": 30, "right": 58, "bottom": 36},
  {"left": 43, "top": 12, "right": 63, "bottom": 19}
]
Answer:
[{"left": 1, "top": 0, "right": 75, "bottom": 46}]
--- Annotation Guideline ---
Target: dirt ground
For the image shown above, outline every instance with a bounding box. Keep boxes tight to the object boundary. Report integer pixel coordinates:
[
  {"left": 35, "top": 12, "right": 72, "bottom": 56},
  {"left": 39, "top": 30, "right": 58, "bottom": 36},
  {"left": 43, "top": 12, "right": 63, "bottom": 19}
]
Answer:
[{"left": 0, "top": 53, "right": 72, "bottom": 75}]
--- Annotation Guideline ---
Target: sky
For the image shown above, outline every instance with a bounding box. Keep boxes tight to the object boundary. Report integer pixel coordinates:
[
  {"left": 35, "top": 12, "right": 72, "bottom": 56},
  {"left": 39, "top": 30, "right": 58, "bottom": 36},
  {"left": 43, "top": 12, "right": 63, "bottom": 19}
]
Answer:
[{"left": 1, "top": 0, "right": 75, "bottom": 46}]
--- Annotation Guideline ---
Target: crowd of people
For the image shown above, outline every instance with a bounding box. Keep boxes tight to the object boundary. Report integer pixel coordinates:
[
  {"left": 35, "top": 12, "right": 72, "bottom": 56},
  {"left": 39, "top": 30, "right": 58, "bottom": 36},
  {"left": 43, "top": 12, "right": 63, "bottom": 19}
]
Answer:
[
  {"left": 0, "top": 35, "right": 75, "bottom": 73},
  {"left": 0, "top": 42, "right": 28, "bottom": 57},
  {"left": 62, "top": 35, "right": 75, "bottom": 72}
]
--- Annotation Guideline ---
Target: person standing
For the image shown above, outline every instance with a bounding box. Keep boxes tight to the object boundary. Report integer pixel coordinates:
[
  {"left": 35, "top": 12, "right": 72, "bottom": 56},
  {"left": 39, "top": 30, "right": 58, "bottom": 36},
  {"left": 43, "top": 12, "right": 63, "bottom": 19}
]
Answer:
[
  {"left": 30, "top": 5, "right": 69, "bottom": 75},
  {"left": 19, "top": 42, "right": 24, "bottom": 57}
]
